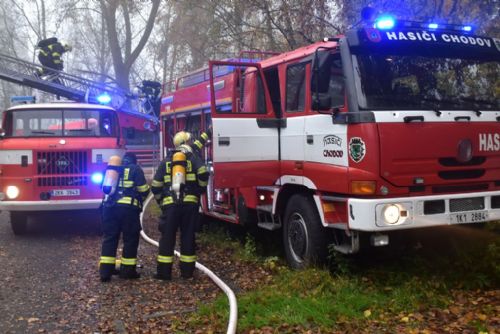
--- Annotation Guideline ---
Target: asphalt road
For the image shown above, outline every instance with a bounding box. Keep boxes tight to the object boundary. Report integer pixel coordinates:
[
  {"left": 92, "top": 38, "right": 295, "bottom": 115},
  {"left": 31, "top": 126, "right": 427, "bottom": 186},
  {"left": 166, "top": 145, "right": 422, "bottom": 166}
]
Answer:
[
  {"left": 0, "top": 210, "right": 102, "bottom": 333},
  {"left": 0, "top": 209, "right": 223, "bottom": 333}
]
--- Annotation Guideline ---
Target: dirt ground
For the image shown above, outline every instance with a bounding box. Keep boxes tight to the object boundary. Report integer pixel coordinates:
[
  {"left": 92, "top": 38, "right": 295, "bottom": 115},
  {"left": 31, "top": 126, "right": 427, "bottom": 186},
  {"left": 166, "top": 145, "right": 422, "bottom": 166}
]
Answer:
[
  {"left": 0, "top": 209, "right": 269, "bottom": 333},
  {"left": 0, "top": 209, "right": 498, "bottom": 333}
]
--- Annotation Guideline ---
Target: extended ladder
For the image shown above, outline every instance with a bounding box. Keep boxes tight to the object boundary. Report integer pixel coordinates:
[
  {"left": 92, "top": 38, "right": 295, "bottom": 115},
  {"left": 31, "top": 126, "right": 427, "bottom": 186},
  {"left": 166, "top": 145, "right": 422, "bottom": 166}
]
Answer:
[{"left": 0, "top": 53, "right": 156, "bottom": 120}]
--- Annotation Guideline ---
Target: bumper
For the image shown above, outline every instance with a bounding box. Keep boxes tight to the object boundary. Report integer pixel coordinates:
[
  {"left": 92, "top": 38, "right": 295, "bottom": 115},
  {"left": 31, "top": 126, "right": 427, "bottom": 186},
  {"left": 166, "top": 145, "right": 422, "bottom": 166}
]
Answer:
[
  {"left": 0, "top": 199, "right": 102, "bottom": 212},
  {"left": 348, "top": 190, "right": 500, "bottom": 232}
]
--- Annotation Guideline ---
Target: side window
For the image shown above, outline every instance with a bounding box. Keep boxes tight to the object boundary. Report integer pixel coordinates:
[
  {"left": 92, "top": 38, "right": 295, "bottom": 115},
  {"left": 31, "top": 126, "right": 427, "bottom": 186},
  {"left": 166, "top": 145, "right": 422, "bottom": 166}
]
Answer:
[
  {"left": 311, "top": 53, "right": 345, "bottom": 110},
  {"left": 264, "top": 67, "right": 281, "bottom": 117},
  {"left": 240, "top": 72, "right": 267, "bottom": 114},
  {"left": 286, "top": 64, "right": 306, "bottom": 112}
]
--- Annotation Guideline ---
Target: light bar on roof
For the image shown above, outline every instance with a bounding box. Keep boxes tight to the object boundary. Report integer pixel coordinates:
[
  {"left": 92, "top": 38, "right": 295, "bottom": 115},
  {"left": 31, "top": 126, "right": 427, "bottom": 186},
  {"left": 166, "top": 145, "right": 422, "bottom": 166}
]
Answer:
[
  {"left": 374, "top": 15, "right": 396, "bottom": 30},
  {"left": 97, "top": 93, "right": 111, "bottom": 104}
]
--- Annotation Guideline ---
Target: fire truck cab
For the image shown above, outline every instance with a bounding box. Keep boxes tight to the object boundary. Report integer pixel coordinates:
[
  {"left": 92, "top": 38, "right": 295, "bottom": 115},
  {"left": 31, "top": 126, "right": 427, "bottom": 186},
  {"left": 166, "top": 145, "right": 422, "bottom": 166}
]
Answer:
[
  {"left": 0, "top": 101, "right": 158, "bottom": 234},
  {"left": 161, "top": 17, "right": 500, "bottom": 268}
]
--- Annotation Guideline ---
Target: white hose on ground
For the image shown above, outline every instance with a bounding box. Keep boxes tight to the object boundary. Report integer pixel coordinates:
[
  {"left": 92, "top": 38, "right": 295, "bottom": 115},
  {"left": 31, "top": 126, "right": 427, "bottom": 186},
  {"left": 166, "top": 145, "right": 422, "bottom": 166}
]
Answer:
[{"left": 139, "top": 194, "right": 238, "bottom": 334}]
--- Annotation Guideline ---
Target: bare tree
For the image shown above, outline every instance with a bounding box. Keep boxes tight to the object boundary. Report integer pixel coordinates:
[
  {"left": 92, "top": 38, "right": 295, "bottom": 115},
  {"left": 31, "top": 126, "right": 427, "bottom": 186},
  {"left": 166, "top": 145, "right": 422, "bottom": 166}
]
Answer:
[{"left": 100, "top": 0, "right": 161, "bottom": 90}]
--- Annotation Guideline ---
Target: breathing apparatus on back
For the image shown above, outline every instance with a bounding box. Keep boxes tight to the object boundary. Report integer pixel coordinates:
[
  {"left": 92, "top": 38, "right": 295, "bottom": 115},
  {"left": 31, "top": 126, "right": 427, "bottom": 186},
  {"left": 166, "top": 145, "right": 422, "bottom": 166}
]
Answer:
[
  {"left": 102, "top": 155, "right": 122, "bottom": 201},
  {"left": 171, "top": 150, "right": 187, "bottom": 202},
  {"left": 171, "top": 131, "right": 194, "bottom": 202}
]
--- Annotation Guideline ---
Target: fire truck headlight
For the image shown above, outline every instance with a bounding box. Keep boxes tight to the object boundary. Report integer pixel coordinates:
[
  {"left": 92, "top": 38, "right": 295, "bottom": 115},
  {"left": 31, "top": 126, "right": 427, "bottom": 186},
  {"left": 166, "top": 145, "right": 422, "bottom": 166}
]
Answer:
[
  {"left": 6, "top": 186, "right": 20, "bottom": 199},
  {"left": 91, "top": 172, "right": 104, "bottom": 184},
  {"left": 383, "top": 204, "right": 400, "bottom": 224}
]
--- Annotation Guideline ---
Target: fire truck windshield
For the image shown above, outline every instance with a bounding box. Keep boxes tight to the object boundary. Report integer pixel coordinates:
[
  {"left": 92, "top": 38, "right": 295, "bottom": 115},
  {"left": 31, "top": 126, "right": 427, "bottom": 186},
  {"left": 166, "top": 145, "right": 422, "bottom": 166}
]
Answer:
[
  {"left": 352, "top": 53, "right": 499, "bottom": 111},
  {"left": 5, "top": 108, "right": 118, "bottom": 138}
]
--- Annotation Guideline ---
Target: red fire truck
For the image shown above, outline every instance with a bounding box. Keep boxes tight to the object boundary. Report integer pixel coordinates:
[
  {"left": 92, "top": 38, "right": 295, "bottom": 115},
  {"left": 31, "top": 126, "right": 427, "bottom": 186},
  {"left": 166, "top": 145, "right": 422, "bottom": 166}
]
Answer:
[
  {"left": 0, "top": 100, "right": 158, "bottom": 234},
  {"left": 160, "top": 16, "right": 500, "bottom": 267}
]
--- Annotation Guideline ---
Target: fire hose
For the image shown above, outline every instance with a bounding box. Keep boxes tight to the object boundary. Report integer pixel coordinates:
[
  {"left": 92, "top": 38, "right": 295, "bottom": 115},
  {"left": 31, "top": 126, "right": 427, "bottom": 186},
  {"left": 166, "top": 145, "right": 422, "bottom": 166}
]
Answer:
[{"left": 139, "top": 194, "right": 238, "bottom": 334}]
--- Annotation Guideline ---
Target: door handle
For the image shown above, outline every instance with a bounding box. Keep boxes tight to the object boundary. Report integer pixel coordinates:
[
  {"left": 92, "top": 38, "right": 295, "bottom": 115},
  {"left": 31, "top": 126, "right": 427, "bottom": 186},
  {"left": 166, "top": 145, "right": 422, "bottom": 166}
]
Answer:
[{"left": 218, "top": 137, "right": 230, "bottom": 146}]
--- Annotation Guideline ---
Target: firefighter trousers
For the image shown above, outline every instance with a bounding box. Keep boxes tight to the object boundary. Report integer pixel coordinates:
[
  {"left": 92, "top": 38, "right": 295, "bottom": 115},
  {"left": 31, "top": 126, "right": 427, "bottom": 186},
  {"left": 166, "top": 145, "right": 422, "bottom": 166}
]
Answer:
[
  {"left": 157, "top": 203, "right": 199, "bottom": 279},
  {"left": 100, "top": 205, "right": 141, "bottom": 279}
]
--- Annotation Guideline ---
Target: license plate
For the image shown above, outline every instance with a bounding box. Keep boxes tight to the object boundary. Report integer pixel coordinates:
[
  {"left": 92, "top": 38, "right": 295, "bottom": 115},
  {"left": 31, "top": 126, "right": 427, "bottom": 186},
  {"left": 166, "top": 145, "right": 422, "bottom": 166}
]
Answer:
[
  {"left": 51, "top": 189, "right": 80, "bottom": 197},
  {"left": 450, "top": 211, "right": 488, "bottom": 224}
]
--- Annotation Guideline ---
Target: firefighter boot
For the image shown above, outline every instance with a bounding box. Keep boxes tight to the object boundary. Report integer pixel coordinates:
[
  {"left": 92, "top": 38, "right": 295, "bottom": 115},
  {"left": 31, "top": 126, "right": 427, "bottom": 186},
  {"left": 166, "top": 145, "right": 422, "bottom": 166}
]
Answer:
[
  {"left": 180, "top": 261, "right": 195, "bottom": 279},
  {"left": 119, "top": 264, "right": 141, "bottom": 279},
  {"left": 156, "top": 262, "right": 172, "bottom": 281},
  {"left": 99, "top": 263, "right": 115, "bottom": 282}
]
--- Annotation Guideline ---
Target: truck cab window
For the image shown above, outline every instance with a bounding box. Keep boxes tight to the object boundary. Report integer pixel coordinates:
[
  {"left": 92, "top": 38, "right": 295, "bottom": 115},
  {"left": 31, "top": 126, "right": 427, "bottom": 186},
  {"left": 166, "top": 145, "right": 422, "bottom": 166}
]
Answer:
[
  {"left": 264, "top": 67, "right": 281, "bottom": 117},
  {"left": 311, "top": 53, "right": 345, "bottom": 110},
  {"left": 239, "top": 71, "right": 267, "bottom": 114},
  {"left": 286, "top": 63, "right": 306, "bottom": 112}
]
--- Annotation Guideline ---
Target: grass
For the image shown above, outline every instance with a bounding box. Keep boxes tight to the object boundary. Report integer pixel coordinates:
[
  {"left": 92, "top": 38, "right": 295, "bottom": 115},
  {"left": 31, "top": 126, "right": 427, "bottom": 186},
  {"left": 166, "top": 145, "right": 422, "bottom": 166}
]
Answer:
[{"left": 188, "top": 221, "right": 500, "bottom": 332}]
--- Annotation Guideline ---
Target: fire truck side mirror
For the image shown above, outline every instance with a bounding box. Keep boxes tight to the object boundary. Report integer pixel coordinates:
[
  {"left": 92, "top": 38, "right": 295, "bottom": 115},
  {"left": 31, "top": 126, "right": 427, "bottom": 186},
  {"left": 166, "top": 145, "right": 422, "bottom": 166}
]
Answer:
[{"left": 0, "top": 128, "right": 5, "bottom": 138}]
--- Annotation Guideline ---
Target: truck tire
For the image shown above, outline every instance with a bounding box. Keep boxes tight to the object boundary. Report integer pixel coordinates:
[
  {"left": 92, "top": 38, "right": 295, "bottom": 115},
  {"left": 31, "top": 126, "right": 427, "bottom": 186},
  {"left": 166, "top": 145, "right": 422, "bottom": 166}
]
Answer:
[
  {"left": 283, "top": 194, "right": 328, "bottom": 269},
  {"left": 11, "top": 212, "right": 28, "bottom": 235}
]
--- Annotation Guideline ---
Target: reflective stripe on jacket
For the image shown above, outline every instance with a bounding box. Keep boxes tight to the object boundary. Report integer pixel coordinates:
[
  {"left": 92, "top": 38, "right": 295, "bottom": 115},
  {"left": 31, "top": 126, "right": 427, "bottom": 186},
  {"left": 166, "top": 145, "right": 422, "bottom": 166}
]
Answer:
[{"left": 105, "top": 164, "right": 150, "bottom": 209}]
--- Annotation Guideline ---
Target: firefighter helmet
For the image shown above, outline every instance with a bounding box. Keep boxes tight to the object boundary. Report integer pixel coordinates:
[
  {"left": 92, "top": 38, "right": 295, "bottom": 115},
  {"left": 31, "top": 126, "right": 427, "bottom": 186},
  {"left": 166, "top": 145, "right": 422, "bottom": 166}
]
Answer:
[
  {"left": 173, "top": 131, "right": 191, "bottom": 148},
  {"left": 122, "top": 152, "right": 138, "bottom": 165}
]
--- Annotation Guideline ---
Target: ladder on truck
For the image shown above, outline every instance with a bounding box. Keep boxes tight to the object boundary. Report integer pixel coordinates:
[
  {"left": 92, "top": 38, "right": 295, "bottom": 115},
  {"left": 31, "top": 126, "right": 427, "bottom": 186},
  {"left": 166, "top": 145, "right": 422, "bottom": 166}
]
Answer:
[{"left": 0, "top": 53, "right": 157, "bottom": 121}]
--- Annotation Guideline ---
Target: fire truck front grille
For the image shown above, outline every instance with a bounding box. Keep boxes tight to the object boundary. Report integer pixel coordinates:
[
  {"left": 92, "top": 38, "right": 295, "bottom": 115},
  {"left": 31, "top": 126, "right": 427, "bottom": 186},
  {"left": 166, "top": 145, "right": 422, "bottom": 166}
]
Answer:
[
  {"left": 492, "top": 196, "right": 500, "bottom": 209},
  {"left": 37, "top": 151, "right": 88, "bottom": 176},
  {"left": 449, "top": 197, "right": 484, "bottom": 212},
  {"left": 438, "top": 169, "right": 485, "bottom": 180},
  {"left": 38, "top": 176, "right": 88, "bottom": 187},
  {"left": 439, "top": 157, "right": 486, "bottom": 167}
]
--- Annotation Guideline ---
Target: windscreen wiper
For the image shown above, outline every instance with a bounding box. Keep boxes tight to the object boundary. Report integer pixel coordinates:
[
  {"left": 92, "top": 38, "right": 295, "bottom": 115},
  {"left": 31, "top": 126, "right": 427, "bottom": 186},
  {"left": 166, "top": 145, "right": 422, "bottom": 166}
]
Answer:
[{"left": 31, "top": 130, "right": 55, "bottom": 135}]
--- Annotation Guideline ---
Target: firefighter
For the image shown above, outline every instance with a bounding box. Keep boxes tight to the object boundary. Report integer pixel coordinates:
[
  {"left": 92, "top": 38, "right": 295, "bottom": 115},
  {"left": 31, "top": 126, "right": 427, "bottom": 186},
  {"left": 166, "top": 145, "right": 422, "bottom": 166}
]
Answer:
[
  {"left": 36, "top": 37, "right": 72, "bottom": 77},
  {"left": 140, "top": 80, "right": 162, "bottom": 117},
  {"left": 99, "top": 152, "right": 150, "bottom": 282},
  {"left": 173, "top": 126, "right": 212, "bottom": 157},
  {"left": 152, "top": 130, "right": 210, "bottom": 280}
]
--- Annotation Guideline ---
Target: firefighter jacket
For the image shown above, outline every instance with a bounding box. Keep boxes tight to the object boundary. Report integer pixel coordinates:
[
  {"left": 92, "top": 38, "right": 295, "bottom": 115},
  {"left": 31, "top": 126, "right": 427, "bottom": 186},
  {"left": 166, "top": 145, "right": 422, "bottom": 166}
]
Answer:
[
  {"left": 104, "top": 164, "right": 150, "bottom": 210},
  {"left": 39, "top": 42, "right": 68, "bottom": 65},
  {"left": 151, "top": 152, "right": 209, "bottom": 207}
]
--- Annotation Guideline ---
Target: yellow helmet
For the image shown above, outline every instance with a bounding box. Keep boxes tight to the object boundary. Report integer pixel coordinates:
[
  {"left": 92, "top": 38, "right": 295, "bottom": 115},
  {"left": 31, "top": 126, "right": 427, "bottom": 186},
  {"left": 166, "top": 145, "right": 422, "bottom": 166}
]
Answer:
[{"left": 173, "top": 131, "right": 191, "bottom": 148}]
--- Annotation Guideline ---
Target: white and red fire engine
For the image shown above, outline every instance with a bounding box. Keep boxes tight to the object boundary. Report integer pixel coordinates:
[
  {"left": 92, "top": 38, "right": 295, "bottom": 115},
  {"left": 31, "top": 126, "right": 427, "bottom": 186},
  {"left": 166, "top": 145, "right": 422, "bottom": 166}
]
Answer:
[
  {"left": 0, "top": 100, "right": 158, "bottom": 234},
  {"left": 161, "top": 15, "right": 499, "bottom": 267}
]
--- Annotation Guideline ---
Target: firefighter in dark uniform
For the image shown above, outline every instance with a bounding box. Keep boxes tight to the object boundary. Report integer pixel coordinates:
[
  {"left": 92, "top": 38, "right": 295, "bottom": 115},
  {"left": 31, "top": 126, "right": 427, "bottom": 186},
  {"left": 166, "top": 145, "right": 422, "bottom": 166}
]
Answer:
[
  {"left": 36, "top": 37, "right": 72, "bottom": 76},
  {"left": 99, "top": 152, "right": 150, "bottom": 282},
  {"left": 152, "top": 129, "right": 210, "bottom": 280}
]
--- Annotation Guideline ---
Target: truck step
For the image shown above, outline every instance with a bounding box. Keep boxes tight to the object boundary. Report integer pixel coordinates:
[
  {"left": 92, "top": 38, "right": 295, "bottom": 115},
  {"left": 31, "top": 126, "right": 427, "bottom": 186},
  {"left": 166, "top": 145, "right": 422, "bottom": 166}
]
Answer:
[
  {"left": 256, "top": 204, "right": 273, "bottom": 213},
  {"left": 257, "top": 222, "right": 281, "bottom": 230}
]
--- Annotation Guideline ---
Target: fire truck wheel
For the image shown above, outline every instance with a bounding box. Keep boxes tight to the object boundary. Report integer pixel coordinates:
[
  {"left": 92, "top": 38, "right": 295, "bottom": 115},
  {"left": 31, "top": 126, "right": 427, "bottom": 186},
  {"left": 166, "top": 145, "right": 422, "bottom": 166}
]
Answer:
[
  {"left": 283, "top": 194, "right": 327, "bottom": 269},
  {"left": 10, "top": 212, "right": 28, "bottom": 235}
]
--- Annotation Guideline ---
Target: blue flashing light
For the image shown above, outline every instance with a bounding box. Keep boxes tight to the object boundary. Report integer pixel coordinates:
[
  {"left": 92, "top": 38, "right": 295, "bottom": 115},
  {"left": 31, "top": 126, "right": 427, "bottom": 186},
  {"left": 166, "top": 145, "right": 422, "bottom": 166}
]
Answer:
[
  {"left": 374, "top": 15, "right": 396, "bottom": 30},
  {"left": 10, "top": 95, "right": 36, "bottom": 103},
  {"left": 97, "top": 93, "right": 111, "bottom": 104},
  {"left": 428, "top": 23, "right": 439, "bottom": 29},
  {"left": 462, "top": 25, "right": 472, "bottom": 32},
  {"left": 91, "top": 172, "right": 104, "bottom": 184}
]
